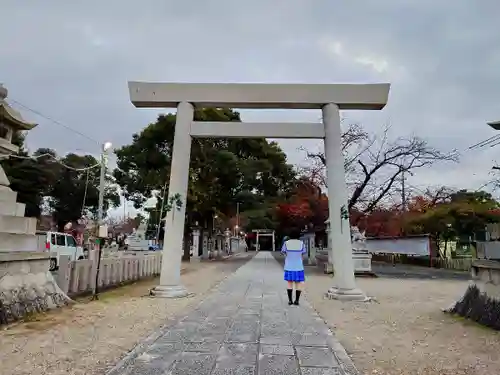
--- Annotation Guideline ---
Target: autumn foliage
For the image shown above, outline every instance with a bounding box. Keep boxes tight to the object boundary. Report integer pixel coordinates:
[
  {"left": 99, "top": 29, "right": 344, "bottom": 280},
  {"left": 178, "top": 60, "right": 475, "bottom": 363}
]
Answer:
[{"left": 275, "top": 177, "right": 328, "bottom": 231}]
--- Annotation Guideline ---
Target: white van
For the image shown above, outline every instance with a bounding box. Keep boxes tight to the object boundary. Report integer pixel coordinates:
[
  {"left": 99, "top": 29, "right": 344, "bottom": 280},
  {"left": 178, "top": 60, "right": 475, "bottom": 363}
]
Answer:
[{"left": 36, "top": 231, "right": 86, "bottom": 271}]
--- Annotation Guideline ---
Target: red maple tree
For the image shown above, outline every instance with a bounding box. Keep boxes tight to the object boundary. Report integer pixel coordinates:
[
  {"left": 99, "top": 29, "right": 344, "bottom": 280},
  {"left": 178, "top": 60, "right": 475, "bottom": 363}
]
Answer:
[{"left": 275, "top": 177, "right": 328, "bottom": 231}]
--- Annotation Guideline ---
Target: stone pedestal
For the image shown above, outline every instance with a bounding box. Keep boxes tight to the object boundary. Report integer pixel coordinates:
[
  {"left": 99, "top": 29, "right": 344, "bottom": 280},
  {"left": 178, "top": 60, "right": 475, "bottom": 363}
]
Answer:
[
  {"left": 0, "top": 187, "right": 38, "bottom": 252},
  {"left": 150, "top": 284, "right": 189, "bottom": 298},
  {"left": 353, "top": 252, "right": 373, "bottom": 274},
  {"left": 0, "top": 252, "right": 71, "bottom": 324}
]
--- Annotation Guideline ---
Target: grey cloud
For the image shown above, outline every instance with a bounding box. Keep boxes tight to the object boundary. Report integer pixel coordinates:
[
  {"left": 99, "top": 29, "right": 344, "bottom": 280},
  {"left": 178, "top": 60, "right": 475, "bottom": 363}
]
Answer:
[{"left": 1, "top": 0, "right": 499, "bottom": 192}]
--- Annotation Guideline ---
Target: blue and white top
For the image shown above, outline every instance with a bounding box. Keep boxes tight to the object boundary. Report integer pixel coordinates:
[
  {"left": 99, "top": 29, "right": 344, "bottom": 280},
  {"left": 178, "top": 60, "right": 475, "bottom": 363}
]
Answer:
[{"left": 281, "top": 239, "right": 306, "bottom": 271}]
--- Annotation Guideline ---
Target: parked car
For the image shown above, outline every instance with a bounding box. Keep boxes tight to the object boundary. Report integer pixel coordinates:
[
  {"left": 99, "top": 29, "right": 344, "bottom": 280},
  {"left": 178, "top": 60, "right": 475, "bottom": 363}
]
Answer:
[{"left": 36, "top": 231, "right": 86, "bottom": 271}]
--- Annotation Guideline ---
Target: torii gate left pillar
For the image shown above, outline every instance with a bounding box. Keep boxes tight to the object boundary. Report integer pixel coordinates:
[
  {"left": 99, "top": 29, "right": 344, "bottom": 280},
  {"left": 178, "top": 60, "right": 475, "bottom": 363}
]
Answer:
[{"left": 127, "top": 82, "right": 390, "bottom": 299}]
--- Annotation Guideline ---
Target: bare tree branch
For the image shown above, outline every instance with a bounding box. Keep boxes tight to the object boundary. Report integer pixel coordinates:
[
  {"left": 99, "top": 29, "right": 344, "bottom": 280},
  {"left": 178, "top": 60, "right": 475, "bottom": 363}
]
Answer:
[{"left": 298, "top": 123, "right": 459, "bottom": 214}]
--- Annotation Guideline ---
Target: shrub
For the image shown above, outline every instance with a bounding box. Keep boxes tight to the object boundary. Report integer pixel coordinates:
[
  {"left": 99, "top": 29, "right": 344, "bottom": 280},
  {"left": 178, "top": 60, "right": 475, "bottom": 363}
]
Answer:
[{"left": 446, "top": 284, "right": 500, "bottom": 330}]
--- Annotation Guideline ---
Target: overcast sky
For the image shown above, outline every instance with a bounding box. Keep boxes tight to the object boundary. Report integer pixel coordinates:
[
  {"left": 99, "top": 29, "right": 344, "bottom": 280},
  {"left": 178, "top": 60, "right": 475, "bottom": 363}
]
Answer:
[{"left": 1, "top": 1, "right": 500, "bottom": 216}]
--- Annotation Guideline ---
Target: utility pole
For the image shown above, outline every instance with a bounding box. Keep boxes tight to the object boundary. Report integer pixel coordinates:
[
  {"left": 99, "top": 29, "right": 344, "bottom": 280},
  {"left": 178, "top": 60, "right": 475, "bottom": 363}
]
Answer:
[
  {"left": 401, "top": 170, "right": 407, "bottom": 212},
  {"left": 156, "top": 182, "right": 168, "bottom": 244},
  {"left": 92, "top": 141, "right": 112, "bottom": 301},
  {"left": 235, "top": 202, "right": 240, "bottom": 236},
  {"left": 123, "top": 197, "right": 126, "bottom": 222}
]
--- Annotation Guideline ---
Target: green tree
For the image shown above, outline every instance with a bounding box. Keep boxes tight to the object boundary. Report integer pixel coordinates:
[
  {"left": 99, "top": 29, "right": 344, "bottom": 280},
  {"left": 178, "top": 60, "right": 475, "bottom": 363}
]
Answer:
[
  {"left": 405, "top": 189, "right": 500, "bottom": 256},
  {"left": 46, "top": 151, "right": 120, "bottom": 230},
  {"left": 1, "top": 133, "right": 51, "bottom": 217}
]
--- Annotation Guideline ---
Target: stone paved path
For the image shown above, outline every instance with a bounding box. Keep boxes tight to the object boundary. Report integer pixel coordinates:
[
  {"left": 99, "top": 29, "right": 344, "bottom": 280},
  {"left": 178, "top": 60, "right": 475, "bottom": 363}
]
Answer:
[{"left": 106, "top": 252, "right": 357, "bottom": 375}]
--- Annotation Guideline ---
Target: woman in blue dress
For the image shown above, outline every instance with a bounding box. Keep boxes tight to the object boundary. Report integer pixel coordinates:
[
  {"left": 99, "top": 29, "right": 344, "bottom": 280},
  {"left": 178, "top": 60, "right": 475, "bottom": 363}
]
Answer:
[{"left": 281, "top": 228, "right": 306, "bottom": 305}]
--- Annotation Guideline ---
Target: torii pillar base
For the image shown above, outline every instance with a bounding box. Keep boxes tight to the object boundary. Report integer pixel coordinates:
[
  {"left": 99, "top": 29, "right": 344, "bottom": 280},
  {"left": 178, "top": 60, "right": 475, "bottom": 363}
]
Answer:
[
  {"left": 325, "top": 287, "right": 371, "bottom": 302},
  {"left": 150, "top": 285, "right": 191, "bottom": 298}
]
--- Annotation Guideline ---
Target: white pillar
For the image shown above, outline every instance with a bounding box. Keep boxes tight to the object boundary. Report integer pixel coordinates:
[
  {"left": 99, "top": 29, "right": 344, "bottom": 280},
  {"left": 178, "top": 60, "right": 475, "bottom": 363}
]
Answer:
[
  {"left": 151, "top": 101, "right": 193, "bottom": 298},
  {"left": 272, "top": 231, "right": 275, "bottom": 251},
  {"left": 323, "top": 103, "right": 367, "bottom": 301}
]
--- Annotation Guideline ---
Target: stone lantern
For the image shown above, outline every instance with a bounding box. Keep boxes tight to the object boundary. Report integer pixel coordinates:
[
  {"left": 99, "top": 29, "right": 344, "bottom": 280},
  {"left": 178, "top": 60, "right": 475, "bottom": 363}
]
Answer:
[
  {"left": 0, "top": 84, "right": 38, "bottom": 235},
  {"left": 0, "top": 84, "right": 70, "bottom": 324},
  {"left": 324, "top": 216, "right": 373, "bottom": 275}
]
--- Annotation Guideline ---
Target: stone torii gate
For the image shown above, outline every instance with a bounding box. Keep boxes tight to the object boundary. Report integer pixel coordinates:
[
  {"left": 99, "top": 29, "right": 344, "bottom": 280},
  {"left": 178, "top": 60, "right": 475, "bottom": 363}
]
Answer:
[{"left": 127, "top": 82, "right": 390, "bottom": 300}]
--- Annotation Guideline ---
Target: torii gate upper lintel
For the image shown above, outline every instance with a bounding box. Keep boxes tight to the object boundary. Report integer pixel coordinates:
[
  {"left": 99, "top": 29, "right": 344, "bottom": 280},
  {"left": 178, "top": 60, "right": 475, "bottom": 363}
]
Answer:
[{"left": 127, "top": 82, "right": 390, "bottom": 301}]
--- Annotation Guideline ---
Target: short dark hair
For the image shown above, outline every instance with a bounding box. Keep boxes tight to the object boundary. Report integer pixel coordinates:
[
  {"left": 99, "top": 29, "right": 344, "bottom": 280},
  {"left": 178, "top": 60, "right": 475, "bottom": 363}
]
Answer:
[{"left": 289, "top": 228, "right": 301, "bottom": 240}]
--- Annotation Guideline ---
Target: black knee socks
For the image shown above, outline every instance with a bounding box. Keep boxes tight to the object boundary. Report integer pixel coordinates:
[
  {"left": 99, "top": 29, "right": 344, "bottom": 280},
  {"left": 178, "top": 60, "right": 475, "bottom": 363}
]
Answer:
[
  {"left": 287, "top": 289, "right": 301, "bottom": 305},
  {"left": 295, "top": 290, "right": 301, "bottom": 305},
  {"left": 287, "top": 289, "right": 293, "bottom": 304}
]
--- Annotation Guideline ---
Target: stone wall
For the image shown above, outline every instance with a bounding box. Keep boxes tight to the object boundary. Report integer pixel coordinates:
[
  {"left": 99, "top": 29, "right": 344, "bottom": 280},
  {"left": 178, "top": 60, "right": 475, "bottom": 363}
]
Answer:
[{"left": 0, "top": 252, "right": 71, "bottom": 324}]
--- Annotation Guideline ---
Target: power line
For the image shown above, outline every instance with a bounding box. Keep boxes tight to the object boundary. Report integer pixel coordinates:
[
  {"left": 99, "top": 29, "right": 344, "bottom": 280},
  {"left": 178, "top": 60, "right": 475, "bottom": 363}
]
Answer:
[
  {"left": 467, "top": 134, "right": 500, "bottom": 151},
  {"left": 9, "top": 98, "right": 101, "bottom": 146}
]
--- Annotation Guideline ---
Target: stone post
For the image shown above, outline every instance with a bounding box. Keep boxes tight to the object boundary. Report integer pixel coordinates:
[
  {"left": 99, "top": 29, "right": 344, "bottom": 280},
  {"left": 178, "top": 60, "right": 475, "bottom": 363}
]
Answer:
[
  {"left": 303, "top": 232, "right": 315, "bottom": 265},
  {"left": 191, "top": 227, "right": 201, "bottom": 259},
  {"left": 202, "top": 231, "right": 210, "bottom": 259},
  {"left": 151, "top": 102, "right": 193, "bottom": 298},
  {"left": 309, "top": 246, "right": 317, "bottom": 266},
  {"left": 323, "top": 103, "right": 367, "bottom": 301}
]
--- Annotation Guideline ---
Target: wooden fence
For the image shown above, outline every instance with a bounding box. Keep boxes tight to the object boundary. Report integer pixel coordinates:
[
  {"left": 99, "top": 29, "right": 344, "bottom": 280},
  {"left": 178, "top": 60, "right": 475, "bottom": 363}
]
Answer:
[{"left": 56, "top": 251, "right": 162, "bottom": 296}]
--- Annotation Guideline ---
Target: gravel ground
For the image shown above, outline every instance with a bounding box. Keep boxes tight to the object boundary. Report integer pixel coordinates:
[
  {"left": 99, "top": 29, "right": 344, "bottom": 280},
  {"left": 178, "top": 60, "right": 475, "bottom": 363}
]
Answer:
[
  {"left": 0, "top": 254, "right": 254, "bottom": 375},
  {"left": 304, "top": 269, "right": 500, "bottom": 375}
]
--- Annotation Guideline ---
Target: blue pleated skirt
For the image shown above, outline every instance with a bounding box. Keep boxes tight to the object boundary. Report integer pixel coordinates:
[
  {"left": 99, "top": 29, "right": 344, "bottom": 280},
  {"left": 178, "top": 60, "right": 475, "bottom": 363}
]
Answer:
[{"left": 284, "top": 270, "right": 305, "bottom": 282}]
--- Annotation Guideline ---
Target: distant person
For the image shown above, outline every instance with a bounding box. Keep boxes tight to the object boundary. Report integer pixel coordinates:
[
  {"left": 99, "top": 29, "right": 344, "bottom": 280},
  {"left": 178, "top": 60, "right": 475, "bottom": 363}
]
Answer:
[{"left": 281, "top": 228, "right": 306, "bottom": 306}]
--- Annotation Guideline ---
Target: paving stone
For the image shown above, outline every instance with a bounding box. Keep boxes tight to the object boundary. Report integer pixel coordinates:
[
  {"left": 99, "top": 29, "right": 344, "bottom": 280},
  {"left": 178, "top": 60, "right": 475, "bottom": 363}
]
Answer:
[
  {"left": 157, "top": 329, "right": 194, "bottom": 343},
  {"left": 292, "top": 333, "right": 332, "bottom": 347},
  {"left": 169, "top": 353, "right": 217, "bottom": 375},
  {"left": 260, "top": 334, "right": 293, "bottom": 346},
  {"left": 257, "top": 354, "right": 300, "bottom": 375},
  {"left": 212, "top": 366, "right": 256, "bottom": 375},
  {"left": 260, "top": 345, "right": 295, "bottom": 356},
  {"left": 226, "top": 325, "right": 259, "bottom": 343},
  {"left": 183, "top": 341, "right": 222, "bottom": 353},
  {"left": 300, "top": 368, "right": 343, "bottom": 375},
  {"left": 295, "top": 346, "right": 340, "bottom": 368},
  {"left": 145, "top": 341, "right": 184, "bottom": 356},
  {"left": 124, "top": 352, "right": 178, "bottom": 375},
  {"left": 232, "top": 314, "right": 261, "bottom": 324},
  {"left": 216, "top": 343, "right": 258, "bottom": 367}
]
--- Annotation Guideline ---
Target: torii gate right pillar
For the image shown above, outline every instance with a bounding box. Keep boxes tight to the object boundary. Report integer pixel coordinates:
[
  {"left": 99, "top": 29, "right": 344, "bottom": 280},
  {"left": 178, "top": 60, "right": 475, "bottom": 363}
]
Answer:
[{"left": 323, "top": 103, "right": 368, "bottom": 300}]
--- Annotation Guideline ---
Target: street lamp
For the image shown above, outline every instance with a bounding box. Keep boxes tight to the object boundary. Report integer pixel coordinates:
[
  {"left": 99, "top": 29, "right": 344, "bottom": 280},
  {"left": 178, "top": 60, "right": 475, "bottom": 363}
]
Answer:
[
  {"left": 487, "top": 120, "right": 500, "bottom": 130},
  {"left": 97, "top": 142, "right": 113, "bottom": 226},
  {"left": 213, "top": 214, "right": 218, "bottom": 233},
  {"left": 92, "top": 141, "right": 112, "bottom": 300}
]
